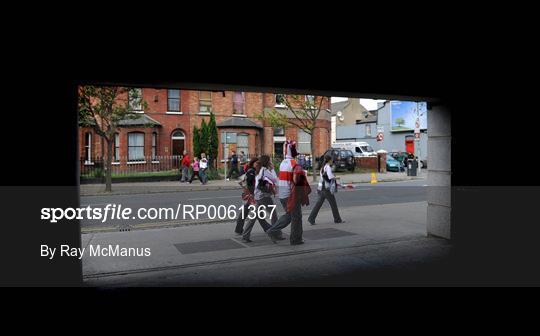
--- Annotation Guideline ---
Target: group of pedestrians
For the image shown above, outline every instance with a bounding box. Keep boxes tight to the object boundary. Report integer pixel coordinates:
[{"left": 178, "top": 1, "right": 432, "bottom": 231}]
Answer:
[
  {"left": 235, "top": 140, "right": 344, "bottom": 246},
  {"left": 179, "top": 150, "right": 208, "bottom": 185}
]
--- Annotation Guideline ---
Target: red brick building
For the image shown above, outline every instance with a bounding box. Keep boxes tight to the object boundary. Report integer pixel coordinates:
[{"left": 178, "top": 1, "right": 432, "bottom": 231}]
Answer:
[{"left": 79, "top": 88, "right": 331, "bottom": 171}]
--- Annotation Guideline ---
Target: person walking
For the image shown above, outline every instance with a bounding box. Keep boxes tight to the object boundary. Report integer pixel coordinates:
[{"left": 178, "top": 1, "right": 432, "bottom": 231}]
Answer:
[
  {"left": 226, "top": 151, "right": 239, "bottom": 180},
  {"left": 307, "top": 154, "right": 344, "bottom": 225},
  {"left": 266, "top": 140, "right": 311, "bottom": 245},
  {"left": 235, "top": 157, "right": 258, "bottom": 235},
  {"left": 199, "top": 153, "right": 208, "bottom": 185},
  {"left": 180, "top": 150, "right": 191, "bottom": 183},
  {"left": 188, "top": 157, "right": 204, "bottom": 184},
  {"left": 239, "top": 151, "right": 247, "bottom": 176},
  {"left": 241, "top": 155, "right": 283, "bottom": 242}
]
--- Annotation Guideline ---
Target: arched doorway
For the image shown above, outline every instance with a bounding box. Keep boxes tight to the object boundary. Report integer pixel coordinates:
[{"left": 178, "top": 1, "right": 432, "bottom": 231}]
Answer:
[{"left": 171, "top": 130, "right": 185, "bottom": 168}]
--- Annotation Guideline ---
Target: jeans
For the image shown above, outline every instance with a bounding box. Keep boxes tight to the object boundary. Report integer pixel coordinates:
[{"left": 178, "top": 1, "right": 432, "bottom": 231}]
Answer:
[
  {"left": 266, "top": 197, "right": 303, "bottom": 243},
  {"left": 235, "top": 202, "right": 250, "bottom": 234},
  {"left": 242, "top": 197, "right": 280, "bottom": 240},
  {"left": 199, "top": 169, "right": 207, "bottom": 184},
  {"left": 308, "top": 188, "right": 342, "bottom": 224},
  {"left": 181, "top": 166, "right": 190, "bottom": 182}
]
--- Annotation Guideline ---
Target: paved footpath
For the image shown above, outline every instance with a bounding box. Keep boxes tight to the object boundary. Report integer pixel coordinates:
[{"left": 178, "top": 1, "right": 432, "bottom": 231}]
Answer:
[
  {"left": 80, "top": 171, "right": 426, "bottom": 196},
  {"left": 81, "top": 201, "right": 452, "bottom": 286}
]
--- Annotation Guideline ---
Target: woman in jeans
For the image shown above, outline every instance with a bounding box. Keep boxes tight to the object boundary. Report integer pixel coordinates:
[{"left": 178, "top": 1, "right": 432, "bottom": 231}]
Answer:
[
  {"left": 242, "top": 155, "right": 284, "bottom": 243},
  {"left": 307, "top": 154, "right": 345, "bottom": 225}
]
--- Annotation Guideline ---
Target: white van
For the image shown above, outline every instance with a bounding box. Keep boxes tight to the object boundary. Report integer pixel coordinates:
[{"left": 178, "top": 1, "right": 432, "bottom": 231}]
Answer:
[{"left": 332, "top": 142, "right": 376, "bottom": 157}]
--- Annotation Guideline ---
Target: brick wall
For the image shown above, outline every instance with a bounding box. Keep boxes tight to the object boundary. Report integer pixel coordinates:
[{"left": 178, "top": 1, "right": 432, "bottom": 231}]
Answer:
[{"left": 79, "top": 88, "right": 330, "bottom": 172}]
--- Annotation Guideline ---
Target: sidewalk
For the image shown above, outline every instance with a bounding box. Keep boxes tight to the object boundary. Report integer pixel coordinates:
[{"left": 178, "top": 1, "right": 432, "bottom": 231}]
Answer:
[
  {"left": 80, "top": 171, "right": 426, "bottom": 196},
  {"left": 81, "top": 201, "right": 452, "bottom": 286}
]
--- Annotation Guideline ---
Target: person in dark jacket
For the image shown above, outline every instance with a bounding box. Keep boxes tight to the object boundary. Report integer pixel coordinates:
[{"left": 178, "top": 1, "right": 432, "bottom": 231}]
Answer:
[
  {"left": 234, "top": 157, "right": 258, "bottom": 235},
  {"left": 227, "top": 151, "right": 239, "bottom": 180}
]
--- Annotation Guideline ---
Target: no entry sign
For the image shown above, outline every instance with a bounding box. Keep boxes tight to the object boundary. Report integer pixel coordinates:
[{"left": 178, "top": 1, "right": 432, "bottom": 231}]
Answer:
[{"left": 377, "top": 126, "right": 384, "bottom": 142}]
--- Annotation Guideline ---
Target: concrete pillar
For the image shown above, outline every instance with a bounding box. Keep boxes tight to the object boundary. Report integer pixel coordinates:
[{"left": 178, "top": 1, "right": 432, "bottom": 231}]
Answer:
[{"left": 427, "top": 105, "right": 452, "bottom": 239}]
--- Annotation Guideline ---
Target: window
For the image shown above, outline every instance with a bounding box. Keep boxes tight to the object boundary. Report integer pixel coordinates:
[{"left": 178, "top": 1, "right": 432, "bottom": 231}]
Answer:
[
  {"left": 305, "top": 95, "right": 315, "bottom": 105},
  {"left": 233, "top": 92, "right": 245, "bottom": 115},
  {"left": 114, "top": 133, "right": 120, "bottom": 162},
  {"left": 199, "top": 91, "right": 212, "bottom": 113},
  {"left": 167, "top": 89, "right": 180, "bottom": 112},
  {"left": 129, "top": 88, "right": 143, "bottom": 112},
  {"left": 273, "top": 127, "right": 285, "bottom": 136},
  {"left": 237, "top": 133, "right": 249, "bottom": 156},
  {"left": 298, "top": 129, "right": 311, "bottom": 154},
  {"left": 365, "top": 124, "right": 372, "bottom": 137},
  {"left": 84, "top": 132, "right": 92, "bottom": 163},
  {"left": 275, "top": 94, "right": 286, "bottom": 106},
  {"left": 128, "top": 132, "right": 145, "bottom": 161},
  {"left": 152, "top": 132, "right": 158, "bottom": 161}
]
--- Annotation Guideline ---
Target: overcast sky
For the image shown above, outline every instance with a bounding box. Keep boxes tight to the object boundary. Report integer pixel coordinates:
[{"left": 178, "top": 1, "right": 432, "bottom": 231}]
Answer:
[{"left": 331, "top": 97, "right": 386, "bottom": 110}]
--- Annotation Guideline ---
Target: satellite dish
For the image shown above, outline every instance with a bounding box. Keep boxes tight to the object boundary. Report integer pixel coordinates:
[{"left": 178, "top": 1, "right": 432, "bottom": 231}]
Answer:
[
  {"left": 339, "top": 116, "right": 345, "bottom": 122},
  {"left": 336, "top": 111, "right": 343, "bottom": 117}
]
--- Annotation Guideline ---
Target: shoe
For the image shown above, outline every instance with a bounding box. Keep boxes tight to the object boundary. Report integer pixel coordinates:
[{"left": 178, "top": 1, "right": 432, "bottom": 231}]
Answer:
[
  {"left": 267, "top": 232, "right": 278, "bottom": 244},
  {"left": 242, "top": 238, "right": 252, "bottom": 243},
  {"left": 308, "top": 220, "right": 316, "bottom": 226},
  {"left": 290, "top": 240, "right": 305, "bottom": 245},
  {"left": 276, "top": 235, "right": 287, "bottom": 240},
  {"left": 335, "top": 220, "right": 345, "bottom": 224},
  {"left": 226, "top": 178, "right": 230, "bottom": 181}
]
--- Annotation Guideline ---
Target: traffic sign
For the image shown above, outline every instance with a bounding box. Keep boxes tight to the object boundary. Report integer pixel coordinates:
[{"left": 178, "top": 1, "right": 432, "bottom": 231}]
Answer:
[{"left": 376, "top": 126, "right": 384, "bottom": 142}]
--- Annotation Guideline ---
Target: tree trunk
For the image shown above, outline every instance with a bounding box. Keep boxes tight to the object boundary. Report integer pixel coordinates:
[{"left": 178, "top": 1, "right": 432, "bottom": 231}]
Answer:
[
  {"left": 311, "top": 135, "right": 317, "bottom": 182},
  {"left": 105, "top": 138, "right": 113, "bottom": 192}
]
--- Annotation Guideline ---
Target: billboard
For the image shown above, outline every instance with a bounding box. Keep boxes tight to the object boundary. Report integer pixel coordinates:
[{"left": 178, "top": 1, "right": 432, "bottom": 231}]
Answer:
[{"left": 390, "top": 101, "right": 427, "bottom": 132}]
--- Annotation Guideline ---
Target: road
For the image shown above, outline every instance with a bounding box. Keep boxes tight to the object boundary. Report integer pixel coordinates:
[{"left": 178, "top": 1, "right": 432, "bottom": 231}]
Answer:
[{"left": 80, "top": 178, "right": 427, "bottom": 229}]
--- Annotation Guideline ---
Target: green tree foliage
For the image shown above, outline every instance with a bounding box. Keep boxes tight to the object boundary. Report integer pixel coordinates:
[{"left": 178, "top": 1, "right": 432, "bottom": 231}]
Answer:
[
  {"left": 78, "top": 86, "right": 147, "bottom": 192},
  {"left": 193, "top": 125, "right": 201, "bottom": 159},
  {"left": 258, "top": 94, "right": 330, "bottom": 181}
]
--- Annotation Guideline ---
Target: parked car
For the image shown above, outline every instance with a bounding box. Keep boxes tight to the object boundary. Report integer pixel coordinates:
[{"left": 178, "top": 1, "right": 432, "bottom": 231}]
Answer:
[
  {"left": 386, "top": 154, "right": 404, "bottom": 172},
  {"left": 389, "top": 151, "right": 407, "bottom": 164},
  {"left": 332, "top": 142, "right": 376, "bottom": 157},
  {"left": 318, "top": 149, "right": 356, "bottom": 172}
]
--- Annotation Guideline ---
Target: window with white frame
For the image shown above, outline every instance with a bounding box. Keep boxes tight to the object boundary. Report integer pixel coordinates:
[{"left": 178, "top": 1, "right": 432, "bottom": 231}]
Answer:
[
  {"left": 305, "top": 95, "right": 316, "bottom": 105},
  {"left": 233, "top": 92, "right": 245, "bottom": 115},
  {"left": 273, "top": 127, "right": 285, "bottom": 136},
  {"left": 298, "top": 129, "right": 311, "bottom": 154},
  {"left": 128, "top": 132, "right": 145, "bottom": 161},
  {"left": 114, "top": 133, "right": 120, "bottom": 162},
  {"left": 152, "top": 132, "right": 158, "bottom": 161},
  {"left": 199, "top": 91, "right": 212, "bottom": 113},
  {"left": 129, "top": 88, "right": 143, "bottom": 112},
  {"left": 237, "top": 133, "right": 249, "bottom": 156},
  {"left": 167, "top": 89, "right": 180, "bottom": 112},
  {"left": 275, "top": 94, "right": 286, "bottom": 107},
  {"left": 84, "top": 132, "right": 92, "bottom": 163},
  {"left": 365, "top": 124, "right": 372, "bottom": 137}
]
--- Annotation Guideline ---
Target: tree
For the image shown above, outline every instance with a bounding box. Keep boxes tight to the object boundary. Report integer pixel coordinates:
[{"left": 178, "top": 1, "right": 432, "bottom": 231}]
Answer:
[
  {"left": 193, "top": 125, "right": 201, "bottom": 159},
  {"left": 199, "top": 119, "right": 209, "bottom": 157},
  {"left": 208, "top": 112, "right": 219, "bottom": 169},
  {"left": 259, "top": 94, "right": 330, "bottom": 181},
  {"left": 395, "top": 117, "right": 405, "bottom": 128},
  {"left": 78, "top": 86, "right": 146, "bottom": 192}
]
